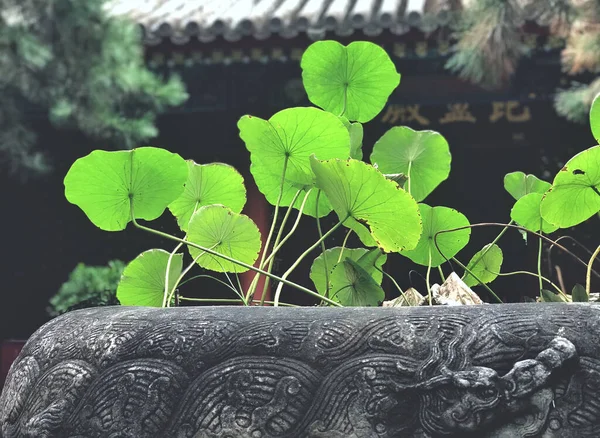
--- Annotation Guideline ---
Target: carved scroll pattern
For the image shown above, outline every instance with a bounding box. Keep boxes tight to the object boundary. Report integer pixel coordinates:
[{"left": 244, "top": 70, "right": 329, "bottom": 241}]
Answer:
[{"left": 1, "top": 305, "right": 599, "bottom": 437}]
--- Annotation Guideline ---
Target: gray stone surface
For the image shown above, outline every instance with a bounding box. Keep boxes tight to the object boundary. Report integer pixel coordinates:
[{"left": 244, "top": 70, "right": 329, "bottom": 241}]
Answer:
[{"left": 1, "top": 304, "right": 599, "bottom": 437}]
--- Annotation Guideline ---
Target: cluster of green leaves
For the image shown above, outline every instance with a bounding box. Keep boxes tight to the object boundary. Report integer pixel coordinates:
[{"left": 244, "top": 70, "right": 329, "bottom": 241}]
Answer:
[
  {"left": 47, "top": 260, "right": 125, "bottom": 316},
  {"left": 63, "top": 39, "right": 600, "bottom": 309}
]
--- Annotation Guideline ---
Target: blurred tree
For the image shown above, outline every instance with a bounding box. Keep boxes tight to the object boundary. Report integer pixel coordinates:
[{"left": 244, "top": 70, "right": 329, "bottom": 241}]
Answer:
[
  {"left": 0, "top": 0, "right": 188, "bottom": 176},
  {"left": 444, "top": 0, "right": 600, "bottom": 124}
]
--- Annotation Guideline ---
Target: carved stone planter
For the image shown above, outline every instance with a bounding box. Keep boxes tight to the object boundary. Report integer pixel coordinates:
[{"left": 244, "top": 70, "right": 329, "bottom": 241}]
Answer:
[{"left": 1, "top": 303, "right": 599, "bottom": 437}]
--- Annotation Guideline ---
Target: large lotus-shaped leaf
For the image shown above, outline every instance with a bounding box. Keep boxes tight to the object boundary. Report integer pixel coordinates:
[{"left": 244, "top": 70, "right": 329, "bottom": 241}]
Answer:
[
  {"left": 503, "top": 171, "right": 550, "bottom": 201},
  {"left": 370, "top": 127, "right": 451, "bottom": 202},
  {"left": 64, "top": 147, "right": 188, "bottom": 231},
  {"left": 511, "top": 192, "right": 558, "bottom": 233},
  {"left": 310, "top": 247, "right": 386, "bottom": 296},
  {"left": 117, "top": 249, "right": 183, "bottom": 307},
  {"left": 330, "top": 258, "right": 385, "bottom": 306},
  {"left": 187, "top": 205, "right": 261, "bottom": 273},
  {"left": 169, "top": 161, "right": 246, "bottom": 231},
  {"left": 463, "top": 244, "right": 503, "bottom": 287},
  {"left": 238, "top": 107, "right": 350, "bottom": 217},
  {"left": 540, "top": 146, "right": 600, "bottom": 228},
  {"left": 301, "top": 41, "right": 400, "bottom": 122},
  {"left": 310, "top": 157, "right": 422, "bottom": 252},
  {"left": 401, "top": 204, "right": 470, "bottom": 267}
]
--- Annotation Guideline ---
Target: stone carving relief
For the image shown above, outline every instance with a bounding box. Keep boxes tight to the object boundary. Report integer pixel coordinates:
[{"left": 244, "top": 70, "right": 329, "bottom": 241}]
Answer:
[{"left": 1, "top": 304, "right": 598, "bottom": 437}]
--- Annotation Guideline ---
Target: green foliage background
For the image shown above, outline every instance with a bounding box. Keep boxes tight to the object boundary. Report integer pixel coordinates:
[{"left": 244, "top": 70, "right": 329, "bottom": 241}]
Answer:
[
  {"left": 48, "top": 259, "right": 125, "bottom": 316},
  {"left": 0, "top": 0, "right": 188, "bottom": 175}
]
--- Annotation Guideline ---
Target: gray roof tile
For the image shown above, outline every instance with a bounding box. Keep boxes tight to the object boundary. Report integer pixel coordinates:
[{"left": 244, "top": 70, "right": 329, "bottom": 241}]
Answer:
[{"left": 105, "top": 0, "right": 455, "bottom": 45}]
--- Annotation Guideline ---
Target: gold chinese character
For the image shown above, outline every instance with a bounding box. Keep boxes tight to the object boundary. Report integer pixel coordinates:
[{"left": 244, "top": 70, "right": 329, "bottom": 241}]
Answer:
[
  {"left": 272, "top": 47, "right": 284, "bottom": 60},
  {"left": 489, "top": 101, "right": 531, "bottom": 123},
  {"left": 290, "top": 48, "right": 304, "bottom": 61},
  {"left": 211, "top": 50, "right": 225, "bottom": 63},
  {"left": 393, "top": 43, "right": 406, "bottom": 58},
  {"left": 439, "top": 103, "right": 476, "bottom": 124},
  {"left": 381, "top": 104, "right": 430, "bottom": 126},
  {"left": 251, "top": 48, "right": 264, "bottom": 61},
  {"left": 438, "top": 40, "right": 450, "bottom": 56},
  {"left": 231, "top": 50, "right": 243, "bottom": 62},
  {"left": 415, "top": 42, "right": 428, "bottom": 58}
]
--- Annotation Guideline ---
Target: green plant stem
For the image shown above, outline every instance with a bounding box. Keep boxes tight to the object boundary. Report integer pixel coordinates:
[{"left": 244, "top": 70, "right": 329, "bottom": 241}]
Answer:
[
  {"left": 337, "top": 229, "right": 353, "bottom": 263},
  {"left": 492, "top": 270, "right": 567, "bottom": 299},
  {"left": 176, "top": 274, "right": 241, "bottom": 296},
  {"left": 163, "top": 242, "right": 184, "bottom": 307},
  {"left": 179, "top": 296, "right": 298, "bottom": 307},
  {"left": 377, "top": 268, "right": 419, "bottom": 305},
  {"left": 130, "top": 216, "right": 341, "bottom": 306},
  {"left": 588, "top": 245, "right": 600, "bottom": 296},
  {"left": 407, "top": 161, "right": 412, "bottom": 195},
  {"left": 437, "top": 265, "right": 446, "bottom": 283},
  {"left": 259, "top": 189, "right": 310, "bottom": 306},
  {"left": 435, "top": 223, "right": 599, "bottom": 279},
  {"left": 451, "top": 257, "right": 503, "bottom": 303},
  {"left": 247, "top": 157, "right": 289, "bottom": 301},
  {"left": 273, "top": 218, "right": 348, "bottom": 307},
  {"left": 168, "top": 244, "right": 227, "bottom": 307},
  {"left": 315, "top": 190, "right": 330, "bottom": 300},
  {"left": 537, "top": 227, "right": 544, "bottom": 297},
  {"left": 426, "top": 248, "right": 433, "bottom": 305},
  {"left": 469, "top": 220, "right": 513, "bottom": 271}
]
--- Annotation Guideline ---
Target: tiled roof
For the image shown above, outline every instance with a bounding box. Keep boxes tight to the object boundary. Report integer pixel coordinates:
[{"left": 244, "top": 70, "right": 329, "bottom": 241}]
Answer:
[{"left": 105, "top": 0, "right": 459, "bottom": 45}]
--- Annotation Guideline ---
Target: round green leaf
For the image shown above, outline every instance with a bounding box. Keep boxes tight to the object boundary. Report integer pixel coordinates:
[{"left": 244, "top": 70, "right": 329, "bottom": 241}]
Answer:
[
  {"left": 540, "top": 146, "right": 600, "bottom": 228},
  {"left": 370, "top": 127, "right": 451, "bottom": 202},
  {"left": 117, "top": 249, "right": 183, "bottom": 307},
  {"left": 301, "top": 40, "right": 400, "bottom": 123},
  {"left": 310, "top": 247, "right": 386, "bottom": 295},
  {"left": 330, "top": 258, "right": 385, "bottom": 306},
  {"left": 339, "top": 116, "right": 364, "bottom": 160},
  {"left": 400, "top": 204, "right": 471, "bottom": 267},
  {"left": 238, "top": 107, "right": 350, "bottom": 217},
  {"left": 64, "top": 147, "right": 188, "bottom": 231},
  {"left": 511, "top": 192, "right": 558, "bottom": 233},
  {"left": 463, "top": 244, "right": 503, "bottom": 287},
  {"left": 168, "top": 161, "right": 246, "bottom": 231},
  {"left": 503, "top": 171, "right": 550, "bottom": 201},
  {"left": 590, "top": 93, "right": 600, "bottom": 143},
  {"left": 310, "top": 157, "right": 422, "bottom": 252},
  {"left": 187, "top": 205, "right": 261, "bottom": 273}
]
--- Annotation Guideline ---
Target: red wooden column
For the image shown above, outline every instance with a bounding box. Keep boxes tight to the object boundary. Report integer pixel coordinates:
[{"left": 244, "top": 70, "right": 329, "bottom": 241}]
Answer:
[{"left": 240, "top": 178, "right": 271, "bottom": 304}]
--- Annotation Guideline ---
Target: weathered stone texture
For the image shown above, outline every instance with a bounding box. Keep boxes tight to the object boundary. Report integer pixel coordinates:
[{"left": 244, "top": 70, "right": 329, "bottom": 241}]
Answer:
[{"left": 1, "top": 304, "right": 599, "bottom": 437}]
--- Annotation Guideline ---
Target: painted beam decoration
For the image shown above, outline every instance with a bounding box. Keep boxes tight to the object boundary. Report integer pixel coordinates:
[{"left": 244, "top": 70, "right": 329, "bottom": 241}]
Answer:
[{"left": 1, "top": 304, "right": 600, "bottom": 437}]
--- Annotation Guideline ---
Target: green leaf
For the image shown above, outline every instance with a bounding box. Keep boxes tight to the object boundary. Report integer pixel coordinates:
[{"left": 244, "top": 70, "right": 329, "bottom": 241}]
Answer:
[
  {"left": 462, "top": 244, "right": 503, "bottom": 287},
  {"left": 64, "top": 147, "right": 188, "bottom": 231},
  {"left": 540, "top": 146, "right": 600, "bottom": 228},
  {"left": 238, "top": 107, "right": 350, "bottom": 217},
  {"left": 572, "top": 284, "right": 588, "bottom": 302},
  {"left": 187, "top": 205, "right": 262, "bottom": 273},
  {"left": 301, "top": 40, "right": 400, "bottom": 123},
  {"left": 511, "top": 192, "right": 559, "bottom": 233},
  {"left": 401, "top": 204, "right": 471, "bottom": 267},
  {"left": 540, "top": 289, "right": 566, "bottom": 303},
  {"left": 117, "top": 249, "right": 183, "bottom": 307},
  {"left": 310, "top": 157, "right": 422, "bottom": 252},
  {"left": 309, "top": 247, "right": 386, "bottom": 295},
  {"left": 370, "top": 127, "right": 451, "bottom": 202},
  {"left": 338, "top": 117, "right": 364, "bottom": 160},
  {"left": 590, "top": 93, "right": 600, "bottom": 143},
  {"left": 168, "top": 161, "right": 246, "bottom": 231},
  {"left": 330, "top": 258, "right": 385, "bottom": 306},
  {"left": 503, "top": 171, "right": 551, "bottom": 201}
]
